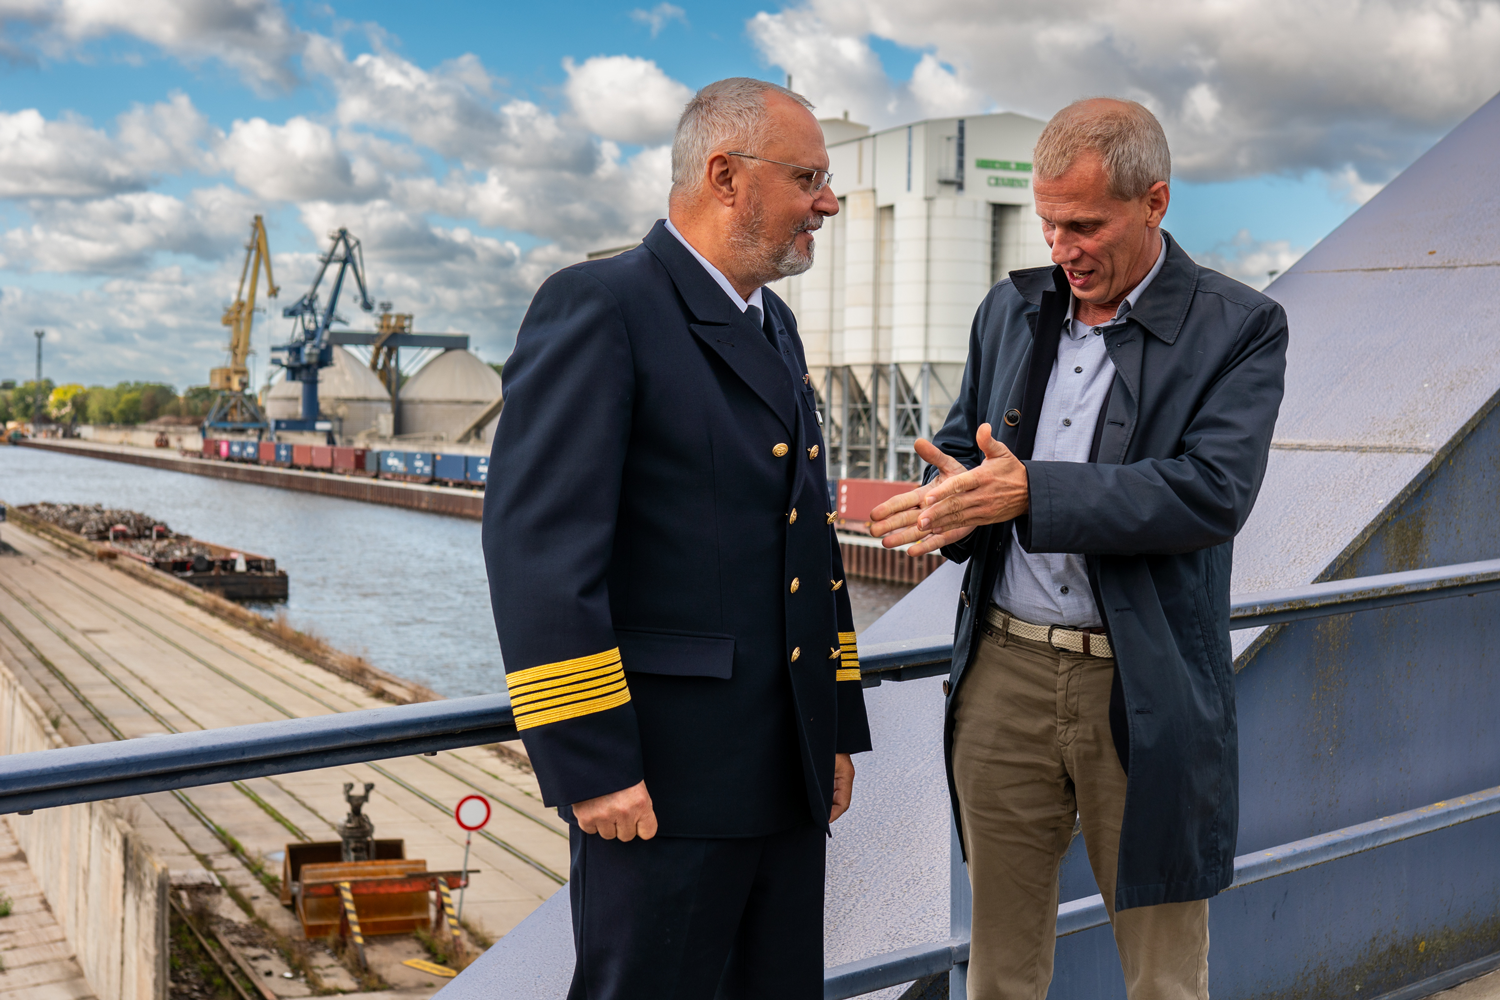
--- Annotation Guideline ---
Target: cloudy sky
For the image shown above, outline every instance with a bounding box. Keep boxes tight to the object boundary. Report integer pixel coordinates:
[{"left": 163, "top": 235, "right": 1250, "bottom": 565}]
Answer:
[{"left": 2, "top": 0, "right": 1498, "bottom": 391}]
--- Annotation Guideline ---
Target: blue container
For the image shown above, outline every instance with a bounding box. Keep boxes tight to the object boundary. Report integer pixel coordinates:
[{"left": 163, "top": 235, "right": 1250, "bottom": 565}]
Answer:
[
  {"left": 379, "top": 450, "right": 408, "bottom": 477},
  {"left": 466, "top": 455, "right": 489, "bottom": 485},
  {"left": 434, "top": 453, "right": 466, "bottom": 483},
  {"left": 408, "top": 451, "right": 434, "bottom": 480},
  {"left": 275, "top": 443, "right": 293, "bottom": 466},
  {"left": 229, "top": 440, "right": 248, "bottom": 461}
]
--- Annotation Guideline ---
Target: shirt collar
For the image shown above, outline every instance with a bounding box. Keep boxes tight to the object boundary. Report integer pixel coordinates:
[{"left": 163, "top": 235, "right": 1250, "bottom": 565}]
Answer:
[
  {"left": 1063, "top": 235, "right": 1168, "bottom": 332},
  {"left": 665, "top": 217, "right": 765, "bottom": 315}
]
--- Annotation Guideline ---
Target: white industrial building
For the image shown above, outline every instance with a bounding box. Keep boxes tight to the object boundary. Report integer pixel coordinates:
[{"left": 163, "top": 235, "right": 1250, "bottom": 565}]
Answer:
[{"left": 780, "top": 112, "right": 1055, "bottom": 481}]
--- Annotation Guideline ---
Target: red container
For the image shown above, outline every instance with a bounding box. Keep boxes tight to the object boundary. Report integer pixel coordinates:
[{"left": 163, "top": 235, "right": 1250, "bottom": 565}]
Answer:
[
  {"left": 311, "top": 446, "right": 333, "bottom": 469},
  {"left": 331, "top": 447, "right": 366, "bottom": 473},
  {"left": 836, "top": 478, "right": 917, "bottom": 530},
  {"left": 217, "top": 440, "right": 231, "bottom": 460},
  {"left": 292, "top": 444, "right": 313, "bottom": 468},
  {"left": 202, "top": 439, "right": 218, "bottom": 458},
  {"left": 258, "top": 442, "right": 277, "bottom": 464}
]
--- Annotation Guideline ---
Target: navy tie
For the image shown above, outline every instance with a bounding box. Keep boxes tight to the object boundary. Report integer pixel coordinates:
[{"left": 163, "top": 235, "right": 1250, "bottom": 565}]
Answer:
[{"left": 746, "top": 305, "right": 777, "bottom": 348}]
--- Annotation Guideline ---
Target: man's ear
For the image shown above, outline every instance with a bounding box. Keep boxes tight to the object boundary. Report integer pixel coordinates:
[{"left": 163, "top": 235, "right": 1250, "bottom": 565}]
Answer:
[
  {"left": 1144, "top": 180, "right": 1169, "bottom": 228},
  {"left": 704, "top": 151, "right": 741, "bottom": 208}
]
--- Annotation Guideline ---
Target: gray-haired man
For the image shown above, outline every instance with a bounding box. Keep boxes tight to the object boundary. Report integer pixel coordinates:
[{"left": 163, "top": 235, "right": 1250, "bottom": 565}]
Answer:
[
  {"left": 485, "top": 77, "right": 870, "bottom": 1000},
  {"left": 871, "top": 99, "right": 1288, "bottom": 998}
]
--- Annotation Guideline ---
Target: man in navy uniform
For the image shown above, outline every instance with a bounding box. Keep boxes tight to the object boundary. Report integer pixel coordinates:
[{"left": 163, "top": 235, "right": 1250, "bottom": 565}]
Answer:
[{"left": 483, "top": 77, "right": 872, "bottom": 999}]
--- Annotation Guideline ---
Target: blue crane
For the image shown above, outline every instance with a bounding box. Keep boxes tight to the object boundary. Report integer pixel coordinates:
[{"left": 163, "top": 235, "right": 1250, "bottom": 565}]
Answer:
[{"left": 270, "top": 227, "right": 374, "bottom": 434}]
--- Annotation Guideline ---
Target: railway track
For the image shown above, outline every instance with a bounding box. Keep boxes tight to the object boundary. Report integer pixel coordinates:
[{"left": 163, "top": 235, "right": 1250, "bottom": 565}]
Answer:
[{"left": 0, "top": 525, "right": 568, "bottom": 937}]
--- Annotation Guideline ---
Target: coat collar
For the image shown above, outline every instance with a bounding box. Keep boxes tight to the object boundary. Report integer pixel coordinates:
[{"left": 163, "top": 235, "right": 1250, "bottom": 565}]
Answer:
[
  {"left": 1008, "top": 230, "right": 1198, "bottom": 346},
  {"left": 642, "top": 219, "right": 798, "bottom": 434}
]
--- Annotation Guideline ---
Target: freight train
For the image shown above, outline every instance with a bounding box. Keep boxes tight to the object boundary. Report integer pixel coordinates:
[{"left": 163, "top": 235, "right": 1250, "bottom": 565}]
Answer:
[{"left": 198, "top": 440, "right": 488, "bottom": 488}]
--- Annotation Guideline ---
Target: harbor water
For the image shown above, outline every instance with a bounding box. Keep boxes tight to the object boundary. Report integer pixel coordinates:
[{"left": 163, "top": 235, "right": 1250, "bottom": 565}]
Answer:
[{"left": 0, "top": 445, "right": 910, "bottom": 698}]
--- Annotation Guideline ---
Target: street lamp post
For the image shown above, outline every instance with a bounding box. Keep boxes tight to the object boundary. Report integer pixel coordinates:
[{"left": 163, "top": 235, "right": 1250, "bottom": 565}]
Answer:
[{"left": 33, "top": 330, "right": 45, "bottom": 427}]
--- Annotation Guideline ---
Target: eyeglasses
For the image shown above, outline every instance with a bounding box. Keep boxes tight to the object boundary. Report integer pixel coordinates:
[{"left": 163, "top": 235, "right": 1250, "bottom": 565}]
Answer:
[{"left": 725, "top": 151, "right": 833, "bottom": 194}]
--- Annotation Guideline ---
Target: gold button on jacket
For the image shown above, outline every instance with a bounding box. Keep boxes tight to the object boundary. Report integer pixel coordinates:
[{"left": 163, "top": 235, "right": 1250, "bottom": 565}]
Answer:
[
  {"left": 826, "top": 511, "right": 837, "bottom": 525},
  {"left": 790, "top": 577, "right": 800, "bottom": 593},
  {"left": 807, "top": 444, "right": 819, "bottom": 459},
  {"left": 790, "top": 647, "right": 801, "bottom": 662},
  {"left": 772, "top": 443, "right": 789, "bottom": 457},
  {"left": 788, "top": 508, "right": 798, "bottom": 524}
]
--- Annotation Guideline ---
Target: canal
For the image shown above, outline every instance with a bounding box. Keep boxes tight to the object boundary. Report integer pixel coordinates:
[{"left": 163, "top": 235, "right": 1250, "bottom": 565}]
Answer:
[{"left": 0, "top": 445, "right": 911, "bottom": 698}]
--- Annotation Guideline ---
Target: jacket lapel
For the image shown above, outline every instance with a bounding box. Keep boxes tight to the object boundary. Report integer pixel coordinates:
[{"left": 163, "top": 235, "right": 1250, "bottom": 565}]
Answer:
[
  {"left": 644, "top": 222, "right": 798, "bottom": 435},
  {"left": 1014, "top": 267, "right": 1070, "bottom": 461}
]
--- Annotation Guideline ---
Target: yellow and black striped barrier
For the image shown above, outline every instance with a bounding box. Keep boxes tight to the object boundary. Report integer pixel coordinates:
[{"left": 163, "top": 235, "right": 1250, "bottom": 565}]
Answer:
[
  {"left": 437, "top": 881, "right": 466, "bottom": 962},
  {"left": 337, "top": 880, "right": 367, "bottom": 968}
]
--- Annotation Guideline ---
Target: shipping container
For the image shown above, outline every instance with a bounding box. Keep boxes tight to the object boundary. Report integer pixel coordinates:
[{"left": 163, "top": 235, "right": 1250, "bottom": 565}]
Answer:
[
  {"left": 274, "top": 442, "right": 293, "bottom": 466},
  {"left": 331, "top": 447, "right": 366, "bottom": 473},
  {"left": 378, "top": 450, "right": 407, "bottom": 477},
  {"left": 433, "top": 453, "right": 466, "bottom": 484},
  {"left": 408, "top": 451, "right": 434, "bottom": 481},
  {"left": 360, "top": 449, "right": 380, "bottom": 475},
  {"left": 310, "top": 446, "right": 333, "bottom": 469},
  {"left": 258, "top": 442, "right": 277, "bottom": 464},
  {"left": 202, "top": 439, "right": 218, "bottom": 459},
  {"left": 217, "top": 439, "right": 231, "bottom": 460},
  {"left": 466, "top": 455, "right": 488, "bottom": 486},
  {"left": 292, "top": 444, "right": 313, "bottom": 468},
  {"left": 835, "top": 478, "right": 917, "bottom": 531}
]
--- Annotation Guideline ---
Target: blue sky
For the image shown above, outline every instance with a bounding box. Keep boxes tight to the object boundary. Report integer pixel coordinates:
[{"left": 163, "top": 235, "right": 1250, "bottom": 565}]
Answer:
[{"left": 1, "top": 0, "right": 1496, "bottom": 389}]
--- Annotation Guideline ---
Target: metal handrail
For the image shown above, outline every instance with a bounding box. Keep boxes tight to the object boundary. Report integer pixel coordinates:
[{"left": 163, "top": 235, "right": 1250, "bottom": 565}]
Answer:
[
  {"left": 3, "top": 559, "right": 1497, "bottom": 815},
  {"left": 823, "top": 783, "right": 1500, "bottom": 998},
  {"left": 859, "top": 557, "right": 1500, "bottom": 682}
]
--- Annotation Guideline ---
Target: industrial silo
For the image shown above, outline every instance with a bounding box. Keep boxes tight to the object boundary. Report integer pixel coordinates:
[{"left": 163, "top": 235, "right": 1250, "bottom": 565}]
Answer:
[
  {"left": 397, "top": 350, "right": 503, "bottom": 441},
  {"left": 264, "top": 345, "right": 392, "bottom": 438}
]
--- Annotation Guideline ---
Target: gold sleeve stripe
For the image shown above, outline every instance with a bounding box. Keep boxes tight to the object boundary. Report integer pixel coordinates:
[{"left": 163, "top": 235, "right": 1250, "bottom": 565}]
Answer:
[
  {"left": 507, "top": 648, "right": 631, "bottom": 731},
  {"left": 509, "top": 661, "right": 622, "bottom": 699},
  {"left": 836, "top": 667, "right": 862, "bottom": 682},
  {"left": 506, "top": 648, "right": 622, "bottom": 688},
  {"left": 836, "top": 631, "right": 860, "bottom": 679},
  {"left": 517, "top": 687, "right": 633, "bottom": 731},
  {"left": 838, "top": 631, "right": 857, "bottom": 644}
]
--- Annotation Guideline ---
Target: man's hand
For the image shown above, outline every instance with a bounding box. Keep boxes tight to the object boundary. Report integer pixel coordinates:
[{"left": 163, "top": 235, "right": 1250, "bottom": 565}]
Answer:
[
  {"left": 829, "top": 754, "right": 855, "bottom": 823},
  {"left": 916, "top": 423, "right": 1028, "bottom": 536},
  {"left": 572, "top": 780, "right": 658, "bottom": 841},
  {"left": 869, "top": 439, "right": 977, "bottom": 557}
]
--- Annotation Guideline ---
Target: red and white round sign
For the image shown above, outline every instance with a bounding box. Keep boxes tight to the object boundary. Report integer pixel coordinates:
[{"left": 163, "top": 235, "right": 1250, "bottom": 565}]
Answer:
[{"left": 454, "top": 794, "right": 491, "bottom": 831}]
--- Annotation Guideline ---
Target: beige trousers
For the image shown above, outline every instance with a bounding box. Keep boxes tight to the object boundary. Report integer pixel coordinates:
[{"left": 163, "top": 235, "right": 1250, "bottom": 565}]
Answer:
[{"left": 951, "top": 618, "right": 1210, "bottom": 1000}]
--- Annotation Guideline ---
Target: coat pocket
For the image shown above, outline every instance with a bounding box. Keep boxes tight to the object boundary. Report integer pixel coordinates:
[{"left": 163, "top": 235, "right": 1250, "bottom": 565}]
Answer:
[{"left": 617, "top": 628, "right": 736, "bottom": 679}]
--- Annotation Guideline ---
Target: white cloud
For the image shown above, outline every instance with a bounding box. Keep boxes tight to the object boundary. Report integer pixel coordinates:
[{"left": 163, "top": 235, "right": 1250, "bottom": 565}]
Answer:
[
  {"left": 630, "top": 3, "right": 687, "bottom": 38},
  {"left": 1, "top": 0, "right": 305, "bottom": 93},
  {"left": 215, "top": 116, "right": 381, "bottom": 201},
  {"left": 0, "top": 94, "right": 209, "bottom": 198},
  {"left": 750, "top": 0, "right": 1500, "bottom": 184},
  {"left": 564, "top": 55, "right": 694, "bottom": 145},
  {"left": 0, "top": 186, "right": 257, "bottom": 273},
  {"left": 1197, "top": 230, "right": 1306, "bottom": 290}
]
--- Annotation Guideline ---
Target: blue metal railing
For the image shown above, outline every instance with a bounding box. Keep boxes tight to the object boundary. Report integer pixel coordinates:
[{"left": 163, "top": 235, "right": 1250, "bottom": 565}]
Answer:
[{"left": 2, "top": 557, "right": 1499, "bottom": 997}]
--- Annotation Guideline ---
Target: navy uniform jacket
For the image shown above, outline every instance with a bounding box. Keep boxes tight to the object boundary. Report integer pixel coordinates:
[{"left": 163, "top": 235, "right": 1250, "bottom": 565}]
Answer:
[{"left": 483, "top": 219, "right": 872, "bottom": 838}]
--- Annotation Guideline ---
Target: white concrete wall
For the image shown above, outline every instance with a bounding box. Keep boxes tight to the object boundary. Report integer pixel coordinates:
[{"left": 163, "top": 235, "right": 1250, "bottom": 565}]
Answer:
[
  {"left": 80, "top": 424, "right": 203, "bottom": 451},
  {"left": 1, "top": 659, "right": 168, "bottom": 1000}
]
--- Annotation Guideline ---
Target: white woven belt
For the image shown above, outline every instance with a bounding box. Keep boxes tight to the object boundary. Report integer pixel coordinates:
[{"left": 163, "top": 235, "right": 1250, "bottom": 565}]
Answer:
[{"left": 984, "top": 604, "right": 1113, "bottom": 659}]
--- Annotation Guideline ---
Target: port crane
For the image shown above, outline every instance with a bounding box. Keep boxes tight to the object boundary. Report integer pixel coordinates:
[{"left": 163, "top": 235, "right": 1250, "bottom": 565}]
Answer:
[
  {"left": 203, "top": 215, "right": 278, "bottom": 434},
  {"left": 271, "top": 227, "right": 374, "bottom": 433}
]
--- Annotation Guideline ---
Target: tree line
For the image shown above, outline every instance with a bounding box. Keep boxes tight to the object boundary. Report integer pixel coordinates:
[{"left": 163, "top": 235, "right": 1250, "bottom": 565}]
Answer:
[{"left": 0, "top": 381, "right": 217, "bottom": 425}]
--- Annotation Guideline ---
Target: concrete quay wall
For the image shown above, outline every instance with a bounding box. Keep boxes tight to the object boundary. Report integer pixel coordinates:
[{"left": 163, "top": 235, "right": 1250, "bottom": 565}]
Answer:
[
  {"left": 1, "top": 660, "right": 168, "bottom": 1000},
  {"left": 19, "top": 438, "right": 485, "bottom": 519}
]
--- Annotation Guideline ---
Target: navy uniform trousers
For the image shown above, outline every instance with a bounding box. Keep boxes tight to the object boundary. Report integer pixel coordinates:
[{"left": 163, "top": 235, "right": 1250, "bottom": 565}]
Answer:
[{"left": 567, "top": 822, "right": 825, "bottom": 1000}]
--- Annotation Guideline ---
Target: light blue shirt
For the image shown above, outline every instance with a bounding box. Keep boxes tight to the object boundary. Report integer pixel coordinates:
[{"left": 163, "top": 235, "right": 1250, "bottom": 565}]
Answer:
[
  {"left": 993, "top": 239, "right": 1167, "bottom": 627},
  {"left": 664, "top": 217, "right": 764, "bottom": 315}
]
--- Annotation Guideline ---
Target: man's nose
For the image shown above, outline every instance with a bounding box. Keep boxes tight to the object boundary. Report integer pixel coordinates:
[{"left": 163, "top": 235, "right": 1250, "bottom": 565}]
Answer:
[
  {"left": 1051, "top": 235, "right": 1080, "bottom": 265},
  {"left": 814, "top": 183, "right": 839, "bottom": 216}
]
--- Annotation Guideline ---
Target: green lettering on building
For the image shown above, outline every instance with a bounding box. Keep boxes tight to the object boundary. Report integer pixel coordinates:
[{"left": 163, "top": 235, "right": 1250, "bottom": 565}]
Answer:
[
  {"left": 987, "top": 176, "right": 1030, "bottom": 188},
  {"left": 976, "top": 159, "right": 1032, "bottom": 172}
]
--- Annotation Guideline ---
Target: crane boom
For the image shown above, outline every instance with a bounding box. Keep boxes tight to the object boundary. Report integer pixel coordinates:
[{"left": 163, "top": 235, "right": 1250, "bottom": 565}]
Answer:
[{"left": 212, "top": 215, "right": 279, "bottom": 393}]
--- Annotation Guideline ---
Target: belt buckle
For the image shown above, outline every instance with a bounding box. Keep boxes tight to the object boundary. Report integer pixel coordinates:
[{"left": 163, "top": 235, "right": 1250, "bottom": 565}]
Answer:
[{"left": 1046, "top": 624, "right": 1067, "bottom": 653}]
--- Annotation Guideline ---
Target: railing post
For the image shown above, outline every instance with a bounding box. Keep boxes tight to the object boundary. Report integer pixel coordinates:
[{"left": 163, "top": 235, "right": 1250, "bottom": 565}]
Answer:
[{"left": 951, "top": 814, "right": 971, "bottom": 997}]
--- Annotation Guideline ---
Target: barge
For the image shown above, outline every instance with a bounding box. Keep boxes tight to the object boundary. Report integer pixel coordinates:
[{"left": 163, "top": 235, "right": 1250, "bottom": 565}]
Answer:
[{"left": 19, "top": 503, "right": 289, "bottom": 601}]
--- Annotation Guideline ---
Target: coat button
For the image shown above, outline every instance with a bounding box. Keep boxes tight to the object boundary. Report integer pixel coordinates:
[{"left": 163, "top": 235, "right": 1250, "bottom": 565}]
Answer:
[
  {"left": 788, "top": 508, "right": 798, "bottom": 524},
  {"left": 830, "top": 579, "right": 843, "bottom": 591},
  {"left": 807, "top": 444, "right": 819, "bottom": 459},
  {"left": 1003, "top": 408, "right": 1021, "bottom": 427},
  {"left": 829, "top": 646, "right": 842, "bottom": 659},
  {"left": 772, "top": 443, "right": 789, "bottom": 457},
  {"left": 943, "top": 680, "right": 951, "bottom": 697},
  {"left": 826, "top": 511, "right": 837, "bottom": 525},
  {"left": 803, "top": 373, "right": 811, "bottom": 385},
  {"left": 791, "top": 647, "right": 801, "bottom": 662},
  {"left": 790, "top": 577, "right": 800, "bottom": 593}
]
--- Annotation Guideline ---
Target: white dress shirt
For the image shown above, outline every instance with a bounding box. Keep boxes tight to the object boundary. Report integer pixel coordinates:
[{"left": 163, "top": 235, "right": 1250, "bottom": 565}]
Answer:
[{"left": 665, "top": 217, "right": 765, "bottom": 316}]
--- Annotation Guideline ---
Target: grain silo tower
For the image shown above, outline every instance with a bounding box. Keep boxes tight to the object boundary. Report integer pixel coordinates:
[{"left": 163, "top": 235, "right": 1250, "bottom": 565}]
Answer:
[
  {"left": 397, "top": 350, "right": 503, "bottom": 442},
  {"left": 264, "top": 345, "right": 392, "bottom": 439}
]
